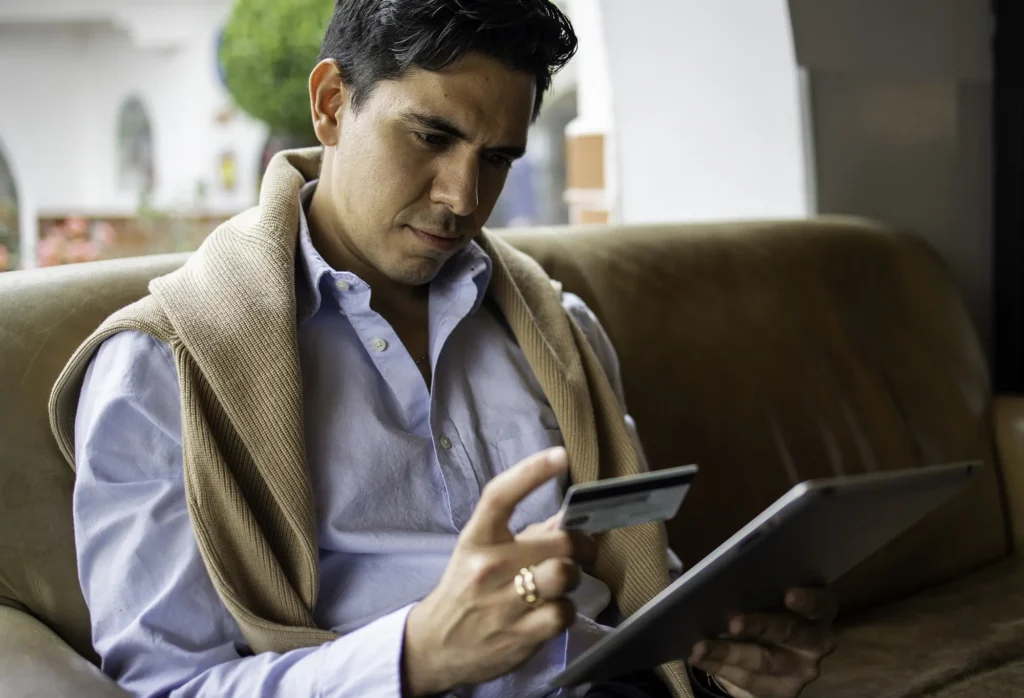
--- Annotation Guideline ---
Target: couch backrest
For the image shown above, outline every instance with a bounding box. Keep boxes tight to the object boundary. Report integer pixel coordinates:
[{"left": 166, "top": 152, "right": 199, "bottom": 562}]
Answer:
[
  {"left": 503, "top": 217, "right": 1008, "bottom": 613},
  {"left": 0, "top": 254, "right": 190, "bottom": 661},
  {"left": 0, "top": 218, "right": 1009, "bottom": 659}
]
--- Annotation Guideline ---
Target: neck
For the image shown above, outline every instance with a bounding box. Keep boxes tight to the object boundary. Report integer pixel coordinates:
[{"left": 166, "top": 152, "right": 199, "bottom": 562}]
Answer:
[{"left": 307, "top": 184, "right": 429, "bottom": 313}]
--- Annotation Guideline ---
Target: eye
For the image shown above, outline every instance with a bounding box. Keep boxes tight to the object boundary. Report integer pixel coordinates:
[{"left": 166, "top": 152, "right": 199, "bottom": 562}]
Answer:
[
  {"left": 415, "top": 132, "right": 449, "bottom": 148},
  {"left": 485, "top": 153, "right": 514, "bottom": 170}
]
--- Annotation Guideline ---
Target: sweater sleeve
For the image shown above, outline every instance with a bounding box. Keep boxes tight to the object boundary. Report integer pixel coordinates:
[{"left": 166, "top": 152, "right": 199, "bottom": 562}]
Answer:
[
  {"left": 73, "top": 330, "right": 412, "bottom": 698},
  {"left": 561, "top": 293, "right": 684, "bottom": 580},
  {"left": 561, "top": 292, "right": 651, "bottom": 472}
]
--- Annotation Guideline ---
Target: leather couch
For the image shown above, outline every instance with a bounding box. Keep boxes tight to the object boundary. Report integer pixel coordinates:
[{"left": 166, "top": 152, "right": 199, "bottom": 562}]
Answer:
[{"left": 1, "top": 217, "right": 1022, "bottom": 697}]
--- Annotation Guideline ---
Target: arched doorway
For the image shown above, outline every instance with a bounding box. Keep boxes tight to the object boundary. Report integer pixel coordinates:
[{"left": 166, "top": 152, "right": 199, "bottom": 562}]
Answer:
[
  {"left": 0, "top": 141, "right": 20, "bottom": 272},
  {"left": 117, "top": 96, "right": 155, "bottom": 197}
]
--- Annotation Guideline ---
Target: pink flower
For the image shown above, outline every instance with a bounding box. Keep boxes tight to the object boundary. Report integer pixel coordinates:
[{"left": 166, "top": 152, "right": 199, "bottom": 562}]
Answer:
[
  {"left": 66, "top": 239, "right": 100, "bottom": 264},
  {"left": 37, "top": 234, "right": 67, "bottom": 267},
  {"left": 65, "top": 216, "right": 89, "bottom": 238},
  {"left": 44, "top": 223, "right": 67, "bottom": 241},
  {"left": 93, "top": 221, "right": 116, "bottom": 247}
]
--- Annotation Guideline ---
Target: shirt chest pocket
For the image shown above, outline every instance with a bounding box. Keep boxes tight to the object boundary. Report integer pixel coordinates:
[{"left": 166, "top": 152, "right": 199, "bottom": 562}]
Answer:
[{"left": 490, "top": 428, "right": 567, "bottom": 534}]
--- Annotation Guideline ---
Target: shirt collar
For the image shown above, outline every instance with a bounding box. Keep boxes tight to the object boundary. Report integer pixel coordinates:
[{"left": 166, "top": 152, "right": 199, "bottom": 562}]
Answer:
[{"left": 295, "top": 180, "right": 493, "bottom": 323}]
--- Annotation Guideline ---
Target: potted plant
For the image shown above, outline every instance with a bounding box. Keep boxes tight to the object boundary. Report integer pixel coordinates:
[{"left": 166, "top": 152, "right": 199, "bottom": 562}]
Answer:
[{"left": 218, "top": 0, "right": 335, "bottom": 150}]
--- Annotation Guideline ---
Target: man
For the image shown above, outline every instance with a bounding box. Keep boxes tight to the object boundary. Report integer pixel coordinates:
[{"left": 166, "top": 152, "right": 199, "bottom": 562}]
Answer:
[{"left": 53, "top": 1, "right": 836, "bottom": 696}]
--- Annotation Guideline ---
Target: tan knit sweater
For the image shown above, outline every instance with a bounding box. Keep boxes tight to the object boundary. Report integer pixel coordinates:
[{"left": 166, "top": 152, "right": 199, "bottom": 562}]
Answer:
[{"left": 48, "top": 148, "right": 691, "bottom": 697}]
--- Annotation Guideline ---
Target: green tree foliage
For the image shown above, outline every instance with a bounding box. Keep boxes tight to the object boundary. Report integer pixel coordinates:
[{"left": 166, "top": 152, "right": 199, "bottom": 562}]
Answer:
[{"left": 219, "top": 0, "right": 335, "bottom": 139}]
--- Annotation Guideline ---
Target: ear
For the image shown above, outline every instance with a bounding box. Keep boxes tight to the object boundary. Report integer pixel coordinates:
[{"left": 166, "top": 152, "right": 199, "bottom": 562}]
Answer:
[{"left": 310, "top": 59, "right": 347, "bottom": 147}]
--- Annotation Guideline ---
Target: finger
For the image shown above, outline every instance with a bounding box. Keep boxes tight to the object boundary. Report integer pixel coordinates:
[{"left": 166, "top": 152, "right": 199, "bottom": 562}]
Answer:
[
  {"left": 785, "top": 587, "right": 838, "bottom": 624},
  {"left": 505, "top": 532, "right": 576, "bottom": 571},
  {"left": 709, "top": 666, "right": 798, "bottom": 698},
  {"left": 715, "top": 662, "right": 821, "bottom": 695},
  {"left": 690, "top": 640, "right": 802, "bottom": 678},
  {"left": 521, "top": 558, "right": 581, "bottom": 601},
  {"left": 706, "top": 667, "right": 756, "bottom": 695},
  {"left": 727, "top": 613, "right": 835, "bottom": 654},
  {"left": 464, "top": 448, "right": 569, "bottom": 543},
  {"left": 569, "top": 531, "right": 597, "bottom": 569},
  {"left": 516, "top": 513, "right": 562, "bottom": 540},
  {"left": 515, "top": 525, "right": 596, "bottom": 569},
  {"left": 514, "top": 598, "right": 577, "bottom": 643}
]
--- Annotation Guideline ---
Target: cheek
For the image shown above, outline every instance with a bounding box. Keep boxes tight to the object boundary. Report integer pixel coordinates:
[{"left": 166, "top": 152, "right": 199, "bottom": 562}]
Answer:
[
  {"left": 476, "top": 169, "right": 511, "bottom": 221},
  {"left": 372, "top": 143, "right": 434, "bottom": 211},
  {"left": 347, "top": 148, "right": 431, "bottom": 224}
]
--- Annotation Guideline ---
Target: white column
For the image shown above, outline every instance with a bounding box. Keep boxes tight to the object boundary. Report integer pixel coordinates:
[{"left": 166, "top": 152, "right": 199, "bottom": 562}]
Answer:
[{"left": 597, "top": 0, "right": 810, "bottom": 224}]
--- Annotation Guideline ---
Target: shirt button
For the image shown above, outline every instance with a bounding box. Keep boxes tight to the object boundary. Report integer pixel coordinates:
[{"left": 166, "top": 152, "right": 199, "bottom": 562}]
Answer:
[
  {"left": 439, "top": 436, "right": 453, "bottom": 450},
  {"left": 335, "top": 280, "right": 350, "bottom": 291},
  {"left": 371, "top": 338, "right": 388, "bottom": 352}
]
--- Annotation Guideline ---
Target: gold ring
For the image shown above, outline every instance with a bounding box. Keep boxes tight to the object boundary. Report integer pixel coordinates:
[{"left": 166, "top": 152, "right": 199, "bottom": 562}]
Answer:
[{"left": 514, "top": 566, "right": 543, "bottom": 607}]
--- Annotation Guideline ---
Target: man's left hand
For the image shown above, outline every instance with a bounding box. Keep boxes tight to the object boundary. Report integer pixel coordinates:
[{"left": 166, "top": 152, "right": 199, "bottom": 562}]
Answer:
[{"left": 688, "top": 588, "right": 838, "bottom": 698}]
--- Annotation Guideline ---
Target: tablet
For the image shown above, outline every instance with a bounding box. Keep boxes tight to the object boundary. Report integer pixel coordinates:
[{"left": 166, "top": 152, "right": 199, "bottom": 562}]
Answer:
[{"left": 553, "top": 461, "right": 981, "bottom": 687}]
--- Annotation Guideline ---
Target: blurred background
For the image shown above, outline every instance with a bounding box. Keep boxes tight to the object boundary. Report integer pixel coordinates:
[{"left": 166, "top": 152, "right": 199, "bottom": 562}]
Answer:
[{"left": 0, "top": 0, "right": 1019, "bottom": 384}]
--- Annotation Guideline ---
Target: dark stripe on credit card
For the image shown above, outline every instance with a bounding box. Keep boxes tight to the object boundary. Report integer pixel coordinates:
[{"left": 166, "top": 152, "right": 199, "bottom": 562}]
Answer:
[{"left": 570, "top": 470, "right": 696, "bottom": 503}]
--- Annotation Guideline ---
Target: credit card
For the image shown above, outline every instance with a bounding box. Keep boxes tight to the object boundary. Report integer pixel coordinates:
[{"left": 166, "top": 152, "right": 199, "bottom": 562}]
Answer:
[{"left": 558, "top": 464, "right": 698, "bottom": 534}]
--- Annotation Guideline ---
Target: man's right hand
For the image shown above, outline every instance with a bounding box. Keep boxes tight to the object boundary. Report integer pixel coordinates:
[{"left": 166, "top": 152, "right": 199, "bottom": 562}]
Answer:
[{"left": 402, "top": 447, "right": 581, "bottom": 696}]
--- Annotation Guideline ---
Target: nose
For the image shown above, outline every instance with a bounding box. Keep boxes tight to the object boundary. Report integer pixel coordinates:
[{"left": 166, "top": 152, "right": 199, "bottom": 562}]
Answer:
[{"left": 431, "top": 154, "right": 479, "bottom": 218}]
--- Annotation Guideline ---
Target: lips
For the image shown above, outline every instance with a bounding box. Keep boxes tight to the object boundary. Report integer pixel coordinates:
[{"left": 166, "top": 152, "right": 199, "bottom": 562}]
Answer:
[{"left": 408, "top": 226, "right": 461, "bottom": 252}]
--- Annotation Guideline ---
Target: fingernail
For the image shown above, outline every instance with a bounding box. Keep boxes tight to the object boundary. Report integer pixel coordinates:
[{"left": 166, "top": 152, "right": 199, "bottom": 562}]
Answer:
[
  {"left": 728, "top": 615, "right": 745, "bottom": 635},
  {"left": 548, "top": 447, "right": 568, "bottom": 467}
]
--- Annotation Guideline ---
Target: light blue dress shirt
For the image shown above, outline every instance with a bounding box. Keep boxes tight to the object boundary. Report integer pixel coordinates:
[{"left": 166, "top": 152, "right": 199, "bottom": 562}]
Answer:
[{"left": 73, "top": 183, "right": 663, "bottom": 698}]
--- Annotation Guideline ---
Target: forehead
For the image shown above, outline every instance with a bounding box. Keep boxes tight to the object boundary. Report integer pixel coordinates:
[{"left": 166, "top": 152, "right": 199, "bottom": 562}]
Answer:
[{"left": 372, "top": 52, "right": 536, "bottom": 144}]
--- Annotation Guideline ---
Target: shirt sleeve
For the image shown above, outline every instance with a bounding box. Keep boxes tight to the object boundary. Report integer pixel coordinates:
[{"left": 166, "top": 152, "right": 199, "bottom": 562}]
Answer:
[
  {"left": 73, "top": 330, "right": 412, "bottom": 698},
  {"left": 561, "top": 293, "right": 684, "bottom": 579}
]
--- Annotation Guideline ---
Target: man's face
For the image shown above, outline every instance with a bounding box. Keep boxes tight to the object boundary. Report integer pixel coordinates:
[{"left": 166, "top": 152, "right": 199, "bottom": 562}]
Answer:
[{"left": 318, "top": 52, "right": 535, "bottom": 286}]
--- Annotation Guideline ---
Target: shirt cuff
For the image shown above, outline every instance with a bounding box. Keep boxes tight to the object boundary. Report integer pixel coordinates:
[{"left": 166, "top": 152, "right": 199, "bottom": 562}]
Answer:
[{"left": 316, "top": 604, "right": 415, "bottom": 698}]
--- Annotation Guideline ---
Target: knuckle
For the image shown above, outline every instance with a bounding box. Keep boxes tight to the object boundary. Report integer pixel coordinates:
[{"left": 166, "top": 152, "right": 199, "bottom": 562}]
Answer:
[
  {"left": 561, "top": 560, "right": 582, "bottom": 588},
  {"left": 479, "top": 481, "right": 508, "bottom": 508},
  {"left": 728, "top": 668, "right": 755, "bottom": 689},
  {"left": 800, "top": 662, "right": 822, "bottom": 683},
  {"left": 466, "top": 552, "right": 502, "bottom": 586},
  {"left": 549, "top": 566, "right": 570, "bottom": 592},
  {"left": 537, "top": 609, "right": 563, "bottom": 636}
]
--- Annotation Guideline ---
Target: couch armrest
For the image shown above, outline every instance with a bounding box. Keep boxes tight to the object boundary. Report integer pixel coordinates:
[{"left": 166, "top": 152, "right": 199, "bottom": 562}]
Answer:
[
  {"left": 995, "top": 395, "right": 1024, "bottom": 551},
  {"left": 0, "top": 605, "right": 128, "bottom": 698}
]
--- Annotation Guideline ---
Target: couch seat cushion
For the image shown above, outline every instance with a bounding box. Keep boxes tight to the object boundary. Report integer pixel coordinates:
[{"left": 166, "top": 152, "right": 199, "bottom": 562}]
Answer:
[{"left": 806, "top": 554, "right": 1024, "bottom": 697}]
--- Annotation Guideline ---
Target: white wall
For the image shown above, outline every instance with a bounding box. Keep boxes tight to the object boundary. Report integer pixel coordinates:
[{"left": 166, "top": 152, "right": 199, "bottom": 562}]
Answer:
[
  {"left": 0, "top": 5, "right": 267, "bottom": 265},
  {"left": 598, "top": 0, "right": 809, "bottom": 224},
  {"left": 566, "top": 0, "right": 613, "bottom": 134}
]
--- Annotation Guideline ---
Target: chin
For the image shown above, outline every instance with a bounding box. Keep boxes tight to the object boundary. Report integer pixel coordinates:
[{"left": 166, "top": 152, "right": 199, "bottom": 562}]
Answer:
[{"left": 389, "top": 260, "right": 443, "bottom": 287}]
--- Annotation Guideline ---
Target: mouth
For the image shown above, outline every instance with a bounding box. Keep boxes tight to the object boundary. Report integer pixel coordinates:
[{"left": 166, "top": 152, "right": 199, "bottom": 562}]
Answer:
[{"left": 407, "top": 226, "right": 462, "bottom": 252}]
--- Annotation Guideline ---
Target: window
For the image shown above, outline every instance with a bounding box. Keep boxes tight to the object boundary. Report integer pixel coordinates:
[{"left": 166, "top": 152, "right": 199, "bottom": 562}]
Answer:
[{"left": 0, "top": 143, "right": 19, "bottom": 272}]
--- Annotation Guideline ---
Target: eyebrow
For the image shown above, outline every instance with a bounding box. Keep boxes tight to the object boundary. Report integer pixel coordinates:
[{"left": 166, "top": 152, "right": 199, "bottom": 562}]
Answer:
[{"left": 402, "top": 111, "right": 527, "bottom": 160}]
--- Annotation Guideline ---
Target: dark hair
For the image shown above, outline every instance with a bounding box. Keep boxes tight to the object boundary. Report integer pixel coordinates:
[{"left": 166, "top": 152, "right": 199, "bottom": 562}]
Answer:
[{"left": 318, "top": 0, "right": 578, "bottom": 120}]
